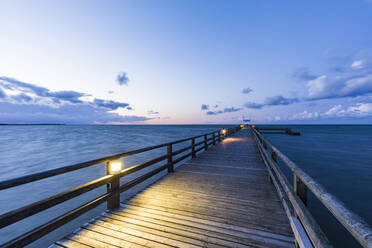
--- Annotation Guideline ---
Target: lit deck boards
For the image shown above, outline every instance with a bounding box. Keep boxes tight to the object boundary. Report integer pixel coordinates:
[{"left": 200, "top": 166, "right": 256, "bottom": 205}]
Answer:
[{"left": 53, "top": 129, "right": 294, "bottom": 248}]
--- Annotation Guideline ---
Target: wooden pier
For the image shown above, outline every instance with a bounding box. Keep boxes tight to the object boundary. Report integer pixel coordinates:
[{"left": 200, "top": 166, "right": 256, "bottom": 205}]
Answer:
[
  {"left": 53, "top": 129, "right": 294, "bottom": 248},
  {"left": 1, "top": 125, "right": 372, "bottom": 248}
]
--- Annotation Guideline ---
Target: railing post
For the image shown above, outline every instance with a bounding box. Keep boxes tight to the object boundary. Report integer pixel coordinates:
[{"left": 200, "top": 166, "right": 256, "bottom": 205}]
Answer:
[
  {"left": 212, "top": 133, "right": 216, "bottom": 145},
  {"left": 204, "top": 135, "right": 208, "bottom": 150},
  {"left": 106, "top": 162, "right": 120, "bottom": 210},
  {"left": 263, "top": 141, "right": 267, "bottom": 150},
  {"left": 294, "top": 174, "right": 308, "bottom": 205},
  {"left": 268, "top": 151, "right": 278, "bottom": 183},
  {"left": 271, "top": 150, "right": 277, "bottom": 162},
  {"left": 167, "top": 144, "right": 174, "bottom": 173},
  {"left": 191, "top": 138, "right": 196, "bottom": 158},
  {"left": 218, "top": 131, "right": 221, "bottom": 142}
]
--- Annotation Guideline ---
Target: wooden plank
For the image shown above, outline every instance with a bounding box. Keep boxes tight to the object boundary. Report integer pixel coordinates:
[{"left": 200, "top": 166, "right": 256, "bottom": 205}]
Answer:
[
  {"left": 82, "top": 223, "right": 174, "bottom": 248},
  {"left": 68, "top": 228, "right": 143, "bottom": 248},
  {"left": 125, "top": 196, "right": 290, "bottom": 225},
  {"left": 132, "top": 189, "right": 287, "bottom": 215},
  {"left": 120, "top": 204, "right": 293, "bottom": 239},
  {"left": 106, "top": 210, "right": 294, "bottom": 248},
  {"left": 56, "top": 238, "right": 93, "bottom": 248},
  {"left": 92, "top": 217, "right": 216, "bottom": 248}
]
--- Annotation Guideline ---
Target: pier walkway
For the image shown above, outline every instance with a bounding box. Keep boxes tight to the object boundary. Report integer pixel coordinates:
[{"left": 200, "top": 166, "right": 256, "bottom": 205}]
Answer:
[{"left": 52, "top": 129, "right": 294, "bottom": 248}]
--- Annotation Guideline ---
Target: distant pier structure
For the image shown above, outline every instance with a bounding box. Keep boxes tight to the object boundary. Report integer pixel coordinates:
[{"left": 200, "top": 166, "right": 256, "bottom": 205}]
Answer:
[{"left": 1, "top": 125, "right": 372, "bottom": 248}]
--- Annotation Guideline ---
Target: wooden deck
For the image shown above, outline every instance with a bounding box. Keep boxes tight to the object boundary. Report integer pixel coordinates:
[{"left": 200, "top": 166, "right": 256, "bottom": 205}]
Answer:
[{"left": 52, "top": 129, "right": 294, "bottom": 248}]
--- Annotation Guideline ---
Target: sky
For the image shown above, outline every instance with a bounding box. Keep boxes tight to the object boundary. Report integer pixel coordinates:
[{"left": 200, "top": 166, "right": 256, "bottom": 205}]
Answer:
[{"left": 1, "top": 0, "right": 372, "bottom": 124}]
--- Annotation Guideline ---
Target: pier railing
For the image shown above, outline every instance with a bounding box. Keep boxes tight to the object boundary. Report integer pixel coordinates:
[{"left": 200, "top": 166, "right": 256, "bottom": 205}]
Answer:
[
  {"left": 0, "top": 126, "right": 241, "bottom": 248},
  {"left": 252, "top": 126, "right": 372, "bottom": 248}
]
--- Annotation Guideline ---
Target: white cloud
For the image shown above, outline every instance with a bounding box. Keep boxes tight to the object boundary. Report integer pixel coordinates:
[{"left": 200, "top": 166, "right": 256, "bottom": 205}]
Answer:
[
  {"left": 347, "top": 103, "right": 372, "bottom": 114},
  {"left": 325, "top": 104, "right": 344, "bottom": 116},
  {"left": 291, "top": 110, "right": 319, "bottom": 120},
  {"left": 306, "top": 73, "right": 372, "bottom": 100},
  {"left": 351, "top": 60, "right": 363, "bottom": 69}
]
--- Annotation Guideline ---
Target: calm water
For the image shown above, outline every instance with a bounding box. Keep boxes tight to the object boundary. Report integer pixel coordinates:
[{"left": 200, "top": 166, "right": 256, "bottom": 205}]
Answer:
[
  {"left": 262, "top": 125, "right": 372, "bottom": 248},
  {"left": 0, "top": 125, "right": 371, "bottom": 247}
]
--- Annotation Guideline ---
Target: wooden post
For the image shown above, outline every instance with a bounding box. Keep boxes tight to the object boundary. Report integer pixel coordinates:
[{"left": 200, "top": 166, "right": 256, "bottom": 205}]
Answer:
[
  {"left": 263, "top": 141, "right": 267, "bottom": 150},
  {"left": 294, "top": 174, "right": 308, "bottom": 205},
  {"left": 191, "top": 138, "right": 196, "bottom": 158},
  {"left": 271, "top": 150, "right": 277, "bottom": 162},
  {"left": 167, "top": 144, "right": 173, "bottom": 173},
  {"left": 268, "top": 151, "right": 277, "bottom": 183},
  {"left": 218, "top": 132, "right": 221, "bottom": 142},
  {"left": 107, "top": 162, "right": 120, "bottom": 210},
  {"left": 212, "top": 133, "right": 215, "bottom": 145},
  {"left": 204, "top": 135, "right": 208, "bottom": 150}
]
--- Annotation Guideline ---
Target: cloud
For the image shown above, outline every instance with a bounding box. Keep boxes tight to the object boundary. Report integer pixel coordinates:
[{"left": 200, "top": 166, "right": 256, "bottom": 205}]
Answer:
[
  {"left": 13, "top": 94, "right": 33, "bottom": 102},
  {"left": 347, "top": 103, "right": 372, "bottom": 115},
  {"left": 116, "top": 72, "right": 129, "bottom": 86},
  {"left": 264, "top": 95, "right": 299, "bottom": 106},
  {"left": 223, "top": 107, "right": 242, "bottom": 112},
  {"left": 205, "top": 107, "right": 242, "bottom": 115},
  {"left": 289, "top": 103, "right": 372, "bottom": 121},
  {"left": 0, "top": 102, "right": 152, "bottom": 124},
  {"left": 291, "top": 110, "right": 320, "bottom": 120},
  {"left": 0, "top": 88, "right": 6, "bottom": 98},
  {"left": 206, "top": 110, "right": 223, "bottom": 115},
  {"left": 201, "top": 104, "right": 209, "bottom": 110},
  {"left": 244, "top": 102, "right": 264, "bottom": 109},
  {"left": 48, "top": 91, "right": 86, "bottom": 104},
  {"left": 324, "top": 104, "right": 343, "bottom": 116},
  {"left": 351, "top": 60, "right": 363, "bottom": 69},
  {"left": 213, "top": 104, "right": 218, "bottom": 108},
  {"left": 0, "top": 76, "right": 132, "bottom": 110},
  {"left": 147, "top": 110, "right": 160, "bottom": 115},
  {"left": 93, "top": 99, "right": 129, "bottom": 110},
  {"left": 108, "top": 90, "right": 114, "bottom": 94},
  {"left": 292, "top": 67, "right": 318, "bottom": 81},
  {"left": 305, "top": 53, "right": 372, "bottom": 100},
  {"left": 242, "top": 88, "right": 253, "bottom": 94},
  {"left": 244, "top": 95, "right": 299, "bottom": 109},
  {"left": 0, "top": 76, "right": 150, "bottom": 124},
  {"left": 306, "top": 74, "right": 372, "bottom": 100}
]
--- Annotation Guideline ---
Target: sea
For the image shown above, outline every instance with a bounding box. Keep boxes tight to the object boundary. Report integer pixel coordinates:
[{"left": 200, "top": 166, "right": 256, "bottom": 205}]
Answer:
[{"left": 0, "top": 124, "right": 371, "bottom": 247}]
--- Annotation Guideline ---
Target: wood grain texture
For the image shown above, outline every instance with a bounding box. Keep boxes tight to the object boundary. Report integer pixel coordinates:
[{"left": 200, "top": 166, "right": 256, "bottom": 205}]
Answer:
[{"left": 54, "top": 129, "right": 294, "bottom": 248}]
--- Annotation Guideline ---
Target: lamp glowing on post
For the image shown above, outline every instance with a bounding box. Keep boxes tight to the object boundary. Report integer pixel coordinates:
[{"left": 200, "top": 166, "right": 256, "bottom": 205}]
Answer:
[
  {"left": 240, "top": 124, "right": 244, "bottom": 128},
  {"left": 221, "top": 129, "right": 227, "bottom": 135},
  {"left": 108, "top": 160, "right": 122, "bottom": 174}
]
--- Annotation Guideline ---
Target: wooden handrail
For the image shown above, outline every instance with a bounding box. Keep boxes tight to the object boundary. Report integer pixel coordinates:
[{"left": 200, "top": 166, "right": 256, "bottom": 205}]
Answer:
[
  {"left": 252, "top": 126, "right": 372, "bottom": 248},
  {"left": 0, "top": 125, "right": 241, "bottom": 247}
]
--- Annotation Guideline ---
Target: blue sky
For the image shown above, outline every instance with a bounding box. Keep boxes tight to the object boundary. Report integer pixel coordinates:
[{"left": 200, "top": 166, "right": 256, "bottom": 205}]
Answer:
[{"left": 1, "top": 0, "right": 372, "bottom": 124}]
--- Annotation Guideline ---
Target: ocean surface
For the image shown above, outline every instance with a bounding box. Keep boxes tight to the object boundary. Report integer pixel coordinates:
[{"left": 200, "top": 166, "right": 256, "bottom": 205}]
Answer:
[
  {"left": 261, "top": 125, "right": 372, "bottom": 248},
  {"left": 0, "top": 125, "right": 371, "bottom": 247}
]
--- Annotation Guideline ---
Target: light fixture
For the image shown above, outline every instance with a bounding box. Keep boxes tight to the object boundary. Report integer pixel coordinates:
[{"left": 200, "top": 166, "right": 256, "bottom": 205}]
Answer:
[
  {"left": 108, "top": 160, "right": 122, "bottom": 174},
  {"left": 221, "top": 129, "right": 227, "bottom": 135},
  {"left": 240, "top": 124, "right": 244, "bottom": 128}
]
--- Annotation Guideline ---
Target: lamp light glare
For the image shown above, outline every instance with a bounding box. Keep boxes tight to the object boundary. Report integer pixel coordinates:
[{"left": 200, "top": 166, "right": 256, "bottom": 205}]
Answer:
[
  {"left": 240, "top": 124, "right": 244, "bottom": 128},
  {"left": 221, "top": 129, "right": 227, "bottom": 135},
  {"left": 109, "top": 161, "right": 122, "bottom": 174}
]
